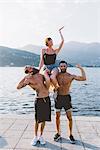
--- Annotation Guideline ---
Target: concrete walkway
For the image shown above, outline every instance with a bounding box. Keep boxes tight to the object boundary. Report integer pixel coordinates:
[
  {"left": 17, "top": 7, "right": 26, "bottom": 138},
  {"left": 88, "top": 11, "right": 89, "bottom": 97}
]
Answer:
[{"left": 0, "top": 114, "right": 100, "bottom": 150}]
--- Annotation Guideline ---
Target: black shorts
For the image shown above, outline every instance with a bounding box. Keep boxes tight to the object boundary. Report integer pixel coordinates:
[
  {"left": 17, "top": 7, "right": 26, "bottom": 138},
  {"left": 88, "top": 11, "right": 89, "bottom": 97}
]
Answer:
[
  {"left": 55, "top": 95, "right": 72, "bottom": 112},
  {"left": 35, "top": 96, "right": 51, "bottom": 123}
]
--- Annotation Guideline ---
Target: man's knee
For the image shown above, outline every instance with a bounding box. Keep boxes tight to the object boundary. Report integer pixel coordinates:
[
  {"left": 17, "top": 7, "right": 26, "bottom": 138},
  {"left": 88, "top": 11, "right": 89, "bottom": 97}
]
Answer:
[{"left": 68, "top": 116, "right": 72, "bottom": 122}]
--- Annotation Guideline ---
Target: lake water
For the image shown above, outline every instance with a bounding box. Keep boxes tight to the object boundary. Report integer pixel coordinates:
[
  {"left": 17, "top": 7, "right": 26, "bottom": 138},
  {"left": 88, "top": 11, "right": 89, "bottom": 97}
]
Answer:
[{"left": 0, "top": 67, "right": 100, "bottom": 116}]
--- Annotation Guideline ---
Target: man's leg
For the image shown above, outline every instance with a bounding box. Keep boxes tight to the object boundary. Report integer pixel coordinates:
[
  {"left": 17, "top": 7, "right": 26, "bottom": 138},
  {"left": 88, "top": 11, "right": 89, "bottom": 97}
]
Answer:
[
  {"left": 39, "top": 121, "right": 46, "bottom": 145},
  {"left": 35, "top": 121, "right": 39, "bottom": 136},
  {"left": 40, "top": 121, "right": 45, "bottom": 136},
  {"left": 66, "top": 110, "right": 75, "bottom": 144},
  {"left": 56, "top": 111, "right": 61, "bottom": 134},
  {"left": 31, "top": 99, "right": 39, "bottom": 146},
  {"left": 31, "top": 121, "right": 39, "bottom": 146},
  {"left": 54, "top": 111, "right": 61, "bottom": 141},
  {"left": 66, "top": 111, "right": 72, "bottom": 136}
]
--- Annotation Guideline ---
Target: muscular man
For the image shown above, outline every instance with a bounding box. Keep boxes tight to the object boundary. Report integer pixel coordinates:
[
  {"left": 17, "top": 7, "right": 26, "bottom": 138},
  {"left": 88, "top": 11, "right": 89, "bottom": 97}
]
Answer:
[
  {"left": 54, "top": 61, "right": 86, "bottom": 143},
  {"left": 17, "top": 66, "right": 51, "bottom": 146}
]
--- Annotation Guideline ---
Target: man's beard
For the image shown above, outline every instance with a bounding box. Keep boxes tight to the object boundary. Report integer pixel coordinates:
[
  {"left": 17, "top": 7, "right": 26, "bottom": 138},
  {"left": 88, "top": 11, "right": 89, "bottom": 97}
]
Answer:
[
  {"left": 31, "top": 68, "right": 39, "bottom": 75},
  {"left": 61, "top": 69, "right": 66, "bottom": 73}
]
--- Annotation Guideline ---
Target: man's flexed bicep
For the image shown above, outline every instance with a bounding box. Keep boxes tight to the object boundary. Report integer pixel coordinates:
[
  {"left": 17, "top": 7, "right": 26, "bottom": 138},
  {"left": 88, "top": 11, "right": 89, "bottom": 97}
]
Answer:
[
  {"left": 17, "top": 77, "right": 30, "bottom": 89},
  {"left": 72, "top": 64, "right": 86, "bottom": 81}
]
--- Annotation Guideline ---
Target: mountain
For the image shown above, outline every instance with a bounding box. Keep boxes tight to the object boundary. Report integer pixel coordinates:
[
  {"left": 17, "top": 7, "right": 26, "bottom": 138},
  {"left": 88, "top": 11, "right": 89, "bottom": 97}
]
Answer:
[
  {"left": 0, "top": 46, "right": 40, "bottom": 67},
  {"left": 0, "top": 41, "right": 100, "bottom": 67},
  {"left": 57, "top": 42, "right": 100, "bottom": 66},
  {"left": 19, "top": 41, "right": 100, "bottom": 67},
  {"left": 19, "top": 44, "right": 42, "bottom": 55}
]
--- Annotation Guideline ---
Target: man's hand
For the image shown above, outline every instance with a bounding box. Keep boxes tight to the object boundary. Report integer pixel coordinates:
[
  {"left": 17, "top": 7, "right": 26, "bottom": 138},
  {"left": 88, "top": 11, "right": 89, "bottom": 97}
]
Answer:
[
  {"left": 76, "top": 64, "right": 82, "bottom": 69},
  {"left": 73, "top": 64, "right": 86, "bottom": 81}
]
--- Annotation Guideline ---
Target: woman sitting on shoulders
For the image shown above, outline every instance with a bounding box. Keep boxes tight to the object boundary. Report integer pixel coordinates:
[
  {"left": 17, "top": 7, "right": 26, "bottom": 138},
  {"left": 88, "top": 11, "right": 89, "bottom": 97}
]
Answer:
[{"left": 39, "top": 26, "right": 64, "bottom": 90}]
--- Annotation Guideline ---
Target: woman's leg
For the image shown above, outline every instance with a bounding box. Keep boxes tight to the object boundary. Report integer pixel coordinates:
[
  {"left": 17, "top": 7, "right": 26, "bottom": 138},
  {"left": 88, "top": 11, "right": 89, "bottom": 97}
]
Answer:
[
  {"left": 50, "top": 68, "right": 59, "bottom": 90},
  {"left": 43, "top": 70, "right": 51, "bottom": 89},
  {"left": 39, "top": 65, "right": 50, "bottom": 83}
]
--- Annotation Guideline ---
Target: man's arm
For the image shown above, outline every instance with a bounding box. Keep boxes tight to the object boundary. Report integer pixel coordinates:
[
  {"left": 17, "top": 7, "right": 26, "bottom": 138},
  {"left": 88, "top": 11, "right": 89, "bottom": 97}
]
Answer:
[
  {"left": 72, "top": 64, "right": 86, "bottom": 81},
  {"left": 17, "top": 77, "right": 30, "bottom": 89}
]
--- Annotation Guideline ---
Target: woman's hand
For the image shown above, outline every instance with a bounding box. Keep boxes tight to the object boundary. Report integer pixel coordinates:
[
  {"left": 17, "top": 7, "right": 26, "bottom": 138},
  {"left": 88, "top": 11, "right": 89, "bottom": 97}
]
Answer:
[{"left": 59, "top": 26, "right": 64, "bottom": 32}]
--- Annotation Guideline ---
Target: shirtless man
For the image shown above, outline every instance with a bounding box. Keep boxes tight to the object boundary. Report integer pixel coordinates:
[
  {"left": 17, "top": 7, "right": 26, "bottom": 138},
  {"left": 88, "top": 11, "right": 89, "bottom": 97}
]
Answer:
[
  {"left": 54, "top": 61, "right": 86, "bottom": 143},
  {"left": 17, "top": 66, "right": 51, "bottom": 146}
]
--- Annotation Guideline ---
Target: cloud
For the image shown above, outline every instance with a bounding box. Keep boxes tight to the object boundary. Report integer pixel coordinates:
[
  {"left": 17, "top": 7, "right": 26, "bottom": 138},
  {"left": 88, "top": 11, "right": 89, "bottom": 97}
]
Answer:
[{"left": 0, "top": 0, "right": 99, "bottom": 47}]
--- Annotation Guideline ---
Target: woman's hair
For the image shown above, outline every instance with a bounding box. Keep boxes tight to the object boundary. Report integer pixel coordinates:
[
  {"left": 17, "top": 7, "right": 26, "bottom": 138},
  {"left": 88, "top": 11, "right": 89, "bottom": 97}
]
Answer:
[{"left": 45, "top": 37, "right": 52, "bottom": 46}]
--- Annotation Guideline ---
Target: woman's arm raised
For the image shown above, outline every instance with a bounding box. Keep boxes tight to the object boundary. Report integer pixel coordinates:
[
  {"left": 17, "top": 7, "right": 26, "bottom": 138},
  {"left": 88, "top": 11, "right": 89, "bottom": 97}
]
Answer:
[{"left": 55, "top": 26, "right": 64, "bottom": 54}]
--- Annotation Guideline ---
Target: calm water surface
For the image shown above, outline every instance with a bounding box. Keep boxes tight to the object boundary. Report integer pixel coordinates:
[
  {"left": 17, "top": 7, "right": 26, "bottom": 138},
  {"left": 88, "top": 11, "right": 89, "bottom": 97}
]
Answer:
[{"left": 0, "top": 67, "right": 100, "bottom": 116}]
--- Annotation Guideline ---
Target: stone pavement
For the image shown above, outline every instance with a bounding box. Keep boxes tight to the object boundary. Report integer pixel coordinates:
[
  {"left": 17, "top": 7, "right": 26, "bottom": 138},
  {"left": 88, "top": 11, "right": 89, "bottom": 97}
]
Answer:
[{"left": 0, "top": 114, "right": 100, "bottom": 150}]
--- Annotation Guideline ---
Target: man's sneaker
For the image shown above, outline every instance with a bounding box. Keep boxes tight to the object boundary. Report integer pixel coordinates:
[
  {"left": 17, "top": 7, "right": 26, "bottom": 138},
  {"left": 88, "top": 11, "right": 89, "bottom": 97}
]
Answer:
[
  {"left": 31, "top": 136, "right": 38, "bottom": 146},
  {"left": 54, "top": 133, "right": 61, "bottom": 141},
  {"left": 38, "top": 136, "right": 46, "bottom": 145},
  {"left": 69, "top": 135, "right": 76, "bottom": 144}
]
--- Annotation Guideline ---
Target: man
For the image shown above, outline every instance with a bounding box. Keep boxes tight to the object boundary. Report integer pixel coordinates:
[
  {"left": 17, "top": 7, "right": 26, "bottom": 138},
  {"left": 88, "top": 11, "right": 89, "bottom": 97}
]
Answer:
[
  {"left": 54, "top": 61, "right": 86, "bottom": 143},
  {"left": 17, "top": 65, "right": 51, "bottom": 146}
]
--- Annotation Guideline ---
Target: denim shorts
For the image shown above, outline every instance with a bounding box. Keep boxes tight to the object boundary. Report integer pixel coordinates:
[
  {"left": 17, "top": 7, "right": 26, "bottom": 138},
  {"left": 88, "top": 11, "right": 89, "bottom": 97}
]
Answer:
[{"left": 44, "top": 64, "right": 58, "bottom": 71}]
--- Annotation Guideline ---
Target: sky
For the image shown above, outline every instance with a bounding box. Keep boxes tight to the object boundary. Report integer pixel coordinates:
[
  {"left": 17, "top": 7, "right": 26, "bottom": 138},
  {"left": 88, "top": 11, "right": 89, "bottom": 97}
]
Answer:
[{"left": 0, "top": 0, "right": 100, "bottom": 48}]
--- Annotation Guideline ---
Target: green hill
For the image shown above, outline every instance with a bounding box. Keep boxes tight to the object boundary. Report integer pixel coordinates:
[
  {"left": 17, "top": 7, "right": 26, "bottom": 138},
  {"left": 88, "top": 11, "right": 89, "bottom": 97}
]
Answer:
[{"left": 0, "top": 46, "right": 40, "bottom": 67}]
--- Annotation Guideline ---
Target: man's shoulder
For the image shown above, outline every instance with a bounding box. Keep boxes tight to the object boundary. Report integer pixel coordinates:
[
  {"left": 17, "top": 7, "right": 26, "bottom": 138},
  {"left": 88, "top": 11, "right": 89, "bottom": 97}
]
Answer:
[
  {"left": 36, "top": 73, "right": 44, "bottom": 79},
  {"left": 25, "top": 74, "right": 30, "bottom": 79},
  {"left": 58, "top": 72, "right": 72, "bottom": 76},
  {"left": 66, "top": 71, "right": 75, "bottom": 76},
  {"left": 35, "top": 73, "right": 45, "bottom": 82},
  {"left": 57, "top": 72, "right": 74, "bottom": 80}
]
